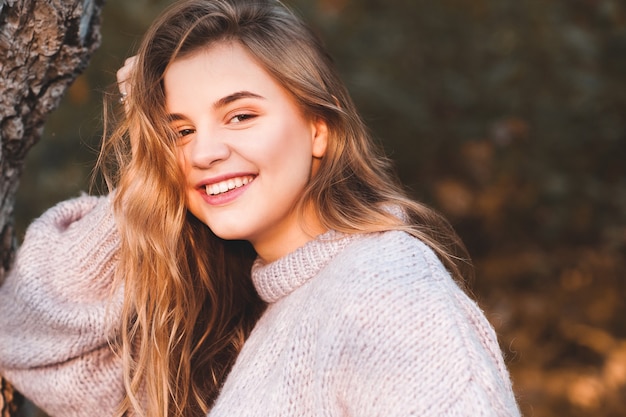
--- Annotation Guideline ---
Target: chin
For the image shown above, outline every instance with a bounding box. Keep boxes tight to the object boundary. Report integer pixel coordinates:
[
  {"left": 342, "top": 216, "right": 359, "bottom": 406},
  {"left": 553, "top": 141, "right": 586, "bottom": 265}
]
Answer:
[{"left": 208, "top": 225, "right": 249, "bottom": 242}]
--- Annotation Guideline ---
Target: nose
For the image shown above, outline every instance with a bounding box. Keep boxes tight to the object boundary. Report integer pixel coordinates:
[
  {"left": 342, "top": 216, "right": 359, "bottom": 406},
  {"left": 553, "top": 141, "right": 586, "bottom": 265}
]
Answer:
[{"left": 187, "top": 128, "right": 231, "bottom": 168}]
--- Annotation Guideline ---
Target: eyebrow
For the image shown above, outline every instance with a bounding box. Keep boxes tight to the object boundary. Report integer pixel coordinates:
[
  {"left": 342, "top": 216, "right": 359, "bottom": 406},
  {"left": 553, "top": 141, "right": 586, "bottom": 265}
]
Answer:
[
  {"left": 167, "top": 91, "right": 265, "bottom": 122},
  {"left": 214, "top": 91, "right": 265, "bottom": 109}
]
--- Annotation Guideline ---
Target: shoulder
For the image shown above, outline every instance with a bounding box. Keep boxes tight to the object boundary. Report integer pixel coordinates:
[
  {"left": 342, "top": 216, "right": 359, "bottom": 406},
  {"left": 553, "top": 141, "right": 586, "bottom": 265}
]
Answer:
[
  {"left": 313, "top": 232, "right": 519, "bottom": 414},
  {"left": 24, "top": 193, "right": 112, "bottom": 239},
  {"left": 8, "top": 193, "right": 120, "bottom": 305},
  {"left": 325, "top": 230, "right": 453, "bottom": 292},
  {"left": 0, "top": 193, "right": 123, "bottom": 380},
  {"left": 314, "top": 230, "right": 504, "bottom": 373},
  {"left": 312, "top": 230, "right": 472, "bottom": 341}
]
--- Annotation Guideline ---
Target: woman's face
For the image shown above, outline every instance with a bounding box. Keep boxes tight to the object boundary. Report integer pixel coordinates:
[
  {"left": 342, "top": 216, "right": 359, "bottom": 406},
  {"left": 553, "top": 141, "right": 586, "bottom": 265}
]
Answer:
[{"left": 165, "top": 42, "right": 328, "bottom": 262}]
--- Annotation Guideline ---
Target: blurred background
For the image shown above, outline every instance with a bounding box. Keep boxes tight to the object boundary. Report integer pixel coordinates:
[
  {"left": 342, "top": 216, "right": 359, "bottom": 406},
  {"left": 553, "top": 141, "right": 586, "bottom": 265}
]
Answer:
[{"left": 13, "top": 0, "right": 626, "bottom": 416}]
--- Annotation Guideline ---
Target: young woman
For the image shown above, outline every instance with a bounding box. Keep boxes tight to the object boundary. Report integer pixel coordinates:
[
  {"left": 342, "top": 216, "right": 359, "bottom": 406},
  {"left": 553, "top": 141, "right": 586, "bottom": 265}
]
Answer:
[{"left": 0, "top": 0, "right": 521, "bottom": 416}]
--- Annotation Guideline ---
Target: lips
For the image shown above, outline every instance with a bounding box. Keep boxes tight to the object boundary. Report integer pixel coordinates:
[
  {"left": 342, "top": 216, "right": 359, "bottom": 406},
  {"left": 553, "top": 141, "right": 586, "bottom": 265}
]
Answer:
[{"left": 205, "top": 175, "right": 255, "bottom": 196}]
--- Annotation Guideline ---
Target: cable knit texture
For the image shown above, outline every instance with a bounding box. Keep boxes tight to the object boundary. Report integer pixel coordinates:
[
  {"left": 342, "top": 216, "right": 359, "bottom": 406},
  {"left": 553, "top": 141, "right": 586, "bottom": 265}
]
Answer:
[
  {"left": 0, "top": 195, "right": 124, "bottom": 417},
  {"left": 209, "top": 230, "right": 521, "bottom": 417}
]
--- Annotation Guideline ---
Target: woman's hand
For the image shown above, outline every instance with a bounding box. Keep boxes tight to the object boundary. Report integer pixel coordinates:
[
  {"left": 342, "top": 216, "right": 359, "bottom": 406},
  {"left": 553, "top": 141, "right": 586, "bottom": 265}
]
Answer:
[
  {"left": 116, "top": 55, "right": 137, "bottom": 107},
  {"left": 115, "top": 56, "right": 139, "bottom": 158}
]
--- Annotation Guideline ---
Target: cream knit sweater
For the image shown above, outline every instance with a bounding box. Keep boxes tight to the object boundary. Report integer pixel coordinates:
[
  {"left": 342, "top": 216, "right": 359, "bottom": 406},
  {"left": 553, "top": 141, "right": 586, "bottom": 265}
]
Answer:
[
  {"left": 0, "top": 195, "right": 124, "bottom": 417},
  {"left": 0, "top": 196, "right": 521, "bottom": 416},
  {"left": 208, "top": 230, "right": 521, "bottom": 417}
]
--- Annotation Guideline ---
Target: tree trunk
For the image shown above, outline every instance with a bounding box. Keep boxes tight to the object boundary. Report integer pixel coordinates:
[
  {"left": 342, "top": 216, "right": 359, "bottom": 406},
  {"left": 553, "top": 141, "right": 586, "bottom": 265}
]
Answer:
[{"left": 0, "top": 0, "right": 104, "bottom": 415}]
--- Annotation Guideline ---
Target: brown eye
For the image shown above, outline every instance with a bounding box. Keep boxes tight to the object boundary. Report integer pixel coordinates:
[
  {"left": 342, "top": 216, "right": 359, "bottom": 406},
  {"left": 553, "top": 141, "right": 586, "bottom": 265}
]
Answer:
[
  {"left": 177, "top": 128, "right": 195, "bottom": 137},
  {"left": 229, "top": 113, "right": 256, "bottom": 124}
]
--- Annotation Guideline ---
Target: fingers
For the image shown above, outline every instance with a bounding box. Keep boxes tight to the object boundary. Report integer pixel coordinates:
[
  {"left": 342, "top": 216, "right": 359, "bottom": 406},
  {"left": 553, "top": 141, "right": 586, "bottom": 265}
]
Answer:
[{"left": 116, "top": 56, "right": 137, "bottom": 106}]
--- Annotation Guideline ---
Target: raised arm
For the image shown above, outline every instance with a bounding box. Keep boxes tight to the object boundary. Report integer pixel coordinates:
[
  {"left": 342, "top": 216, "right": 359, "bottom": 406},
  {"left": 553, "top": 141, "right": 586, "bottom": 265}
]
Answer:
[{"left": 0, "top": 195, "right": 124, "bottom": 417}]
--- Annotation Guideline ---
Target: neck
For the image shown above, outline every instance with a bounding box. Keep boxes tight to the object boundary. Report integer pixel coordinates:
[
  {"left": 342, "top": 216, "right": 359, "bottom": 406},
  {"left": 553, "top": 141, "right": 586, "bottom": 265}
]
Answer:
[{"left": 253, "top": 207, "right": 326, "bottom": 263}]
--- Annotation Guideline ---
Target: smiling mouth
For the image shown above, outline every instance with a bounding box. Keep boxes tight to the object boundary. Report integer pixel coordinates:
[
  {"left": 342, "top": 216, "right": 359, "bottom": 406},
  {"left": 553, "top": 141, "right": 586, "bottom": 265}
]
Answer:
[{"left": 205, "top": 175, "right": 255, "bottom": 196}]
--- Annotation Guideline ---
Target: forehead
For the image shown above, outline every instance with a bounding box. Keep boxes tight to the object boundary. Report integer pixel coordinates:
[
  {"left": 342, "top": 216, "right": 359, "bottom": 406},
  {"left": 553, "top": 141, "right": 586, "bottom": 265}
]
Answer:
[
  {"left": 164, "top": 41, "right": 270, "bottom": 81},
  {"left": 165, "top": 42, "right": 269, "bottom": 88},
  {"left": 163, "top": 41, "right": 305, "bottom": 114}
]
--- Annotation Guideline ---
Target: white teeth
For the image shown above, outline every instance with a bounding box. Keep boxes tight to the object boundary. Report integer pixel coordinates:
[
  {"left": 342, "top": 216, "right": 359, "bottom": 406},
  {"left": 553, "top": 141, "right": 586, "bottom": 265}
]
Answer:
[{"left": 205, "top": 176, "right": 253, "bottom": 196}]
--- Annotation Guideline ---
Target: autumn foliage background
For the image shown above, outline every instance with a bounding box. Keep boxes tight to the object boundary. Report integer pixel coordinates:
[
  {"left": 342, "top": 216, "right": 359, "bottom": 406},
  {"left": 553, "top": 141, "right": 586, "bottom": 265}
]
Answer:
[{"left": 13, "top": 1, "right": 626, "bottom": 416}]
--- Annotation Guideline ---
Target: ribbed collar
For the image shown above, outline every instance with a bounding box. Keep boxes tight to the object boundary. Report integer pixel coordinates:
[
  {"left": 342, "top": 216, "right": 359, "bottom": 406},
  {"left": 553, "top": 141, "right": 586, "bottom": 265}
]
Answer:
[{"left": 251, "top": 230, "right": 360, "bottom": 303}]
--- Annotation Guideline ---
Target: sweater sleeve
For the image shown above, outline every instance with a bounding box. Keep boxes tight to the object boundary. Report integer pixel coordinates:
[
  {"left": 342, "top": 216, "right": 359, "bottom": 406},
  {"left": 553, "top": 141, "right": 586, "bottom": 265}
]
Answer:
[
  {"left": 328, "top": 233, "right": 521, "bottom": 417},
  {"left": 0, "top": 195, "right": 125, "bottom": 417}
]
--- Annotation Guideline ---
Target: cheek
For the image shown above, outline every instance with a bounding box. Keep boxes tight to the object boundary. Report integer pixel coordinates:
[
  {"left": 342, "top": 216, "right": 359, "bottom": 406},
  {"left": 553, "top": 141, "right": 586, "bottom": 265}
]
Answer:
[
  {"left": 258, "top": 139, "right": 311, "bottom": 176},
  {"left": 268, "top": 119, "right": 314, "bottom": 162}
]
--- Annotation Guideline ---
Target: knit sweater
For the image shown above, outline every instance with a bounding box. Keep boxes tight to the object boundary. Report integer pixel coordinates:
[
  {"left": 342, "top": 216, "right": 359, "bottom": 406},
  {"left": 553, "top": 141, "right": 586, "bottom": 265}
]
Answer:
[
  {"left": 1, "top": 197, "right": 521, "bottom": 416},
  {"left": 208, "top": 230, "right": 521, "bottom": 417},
  {"left": 0, "top": 195, "right": 124, "bottom": 417}
]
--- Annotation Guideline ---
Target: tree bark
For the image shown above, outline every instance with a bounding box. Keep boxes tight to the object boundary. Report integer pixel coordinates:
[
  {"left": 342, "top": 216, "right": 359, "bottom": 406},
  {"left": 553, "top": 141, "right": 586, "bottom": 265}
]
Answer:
[{"left": 0, "top": 0, "right": 104, "bottom": 415}]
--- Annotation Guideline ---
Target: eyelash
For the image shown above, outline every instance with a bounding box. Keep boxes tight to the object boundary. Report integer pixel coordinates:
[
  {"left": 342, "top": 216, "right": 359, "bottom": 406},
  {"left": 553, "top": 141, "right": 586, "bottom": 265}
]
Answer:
[
  {"left": 177, "top": 128, "right": 195, "bottom": 138},
  {"left": 173, "top": 112, "right": 257, "bottom": 138},
  {"left": 229, "top": 113, "right": 256, "bottom": 124}
]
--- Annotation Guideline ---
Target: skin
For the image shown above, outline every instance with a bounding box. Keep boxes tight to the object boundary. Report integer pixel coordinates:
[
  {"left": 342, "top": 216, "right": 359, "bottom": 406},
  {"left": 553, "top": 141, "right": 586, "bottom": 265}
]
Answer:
[{"left": 165, "top": 41, "right": 329, "bottom": 262}]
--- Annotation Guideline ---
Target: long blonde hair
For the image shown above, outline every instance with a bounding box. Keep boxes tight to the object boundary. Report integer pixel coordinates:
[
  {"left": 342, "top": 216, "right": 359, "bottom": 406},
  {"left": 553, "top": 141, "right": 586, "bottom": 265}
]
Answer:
[{"left": 98, "top": 0, "right": 472, "bottom": 416}]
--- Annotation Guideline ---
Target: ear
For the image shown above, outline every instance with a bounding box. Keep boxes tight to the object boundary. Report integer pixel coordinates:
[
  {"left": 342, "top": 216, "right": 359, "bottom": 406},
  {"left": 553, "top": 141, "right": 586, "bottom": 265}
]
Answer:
[{"left": 311, "top": 118, "right": 328, "bottom": 159}]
